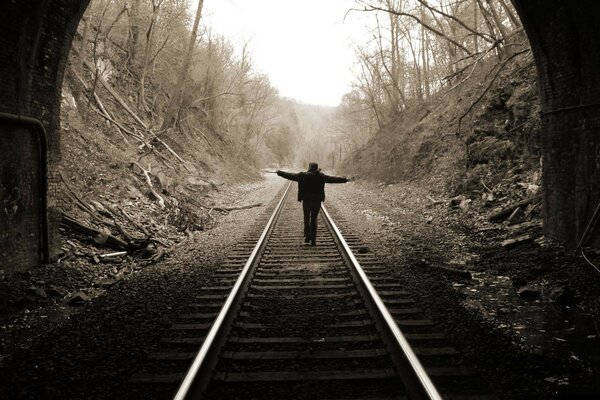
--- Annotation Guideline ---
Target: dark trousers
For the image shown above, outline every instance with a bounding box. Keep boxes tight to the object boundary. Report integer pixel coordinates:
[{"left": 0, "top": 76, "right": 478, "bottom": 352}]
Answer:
[{"left": 302, "top": 200, "right": 321, "bottom": 242}]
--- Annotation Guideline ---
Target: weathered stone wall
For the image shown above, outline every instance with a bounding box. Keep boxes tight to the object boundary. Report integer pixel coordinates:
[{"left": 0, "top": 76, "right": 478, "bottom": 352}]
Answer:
[
  {"left": 513, "top": 0, "right": 600, "bottom": 246},
  {"left": 0, "top": 123, "right": 43, "bottom": 273},
  {"left": 0, "top": 0, "right": 89, "bottom": 271}
]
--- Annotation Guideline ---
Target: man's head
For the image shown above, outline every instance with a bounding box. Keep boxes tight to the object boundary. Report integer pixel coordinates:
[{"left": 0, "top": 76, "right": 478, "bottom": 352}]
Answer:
[{"left": 308, "top": 162, "right": 319, "bottom": 172}]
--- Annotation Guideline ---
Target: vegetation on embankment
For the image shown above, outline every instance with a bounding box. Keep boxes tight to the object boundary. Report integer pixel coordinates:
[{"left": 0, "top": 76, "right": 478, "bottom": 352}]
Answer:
[
  {"left": 343, "top": 55, "right": 541, "bottom": 202},
  {"left": 56, "top": 0, "right": 310, "bottom": 266},
  {"left": 325, "top": 1, "right": 541, "bottom": 219}
]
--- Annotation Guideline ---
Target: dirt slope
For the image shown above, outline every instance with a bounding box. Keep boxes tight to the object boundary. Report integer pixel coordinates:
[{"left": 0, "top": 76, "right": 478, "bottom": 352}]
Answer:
[{"left": 342, "top": 55, "right": 541, "bottom": 203}]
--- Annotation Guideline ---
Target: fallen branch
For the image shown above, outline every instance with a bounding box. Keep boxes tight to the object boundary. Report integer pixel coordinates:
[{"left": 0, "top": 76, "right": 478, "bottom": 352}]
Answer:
[
  {"left": 61, "top": 213, "right": 128, "bottom": 250},
  {"left": 192, "top": 127, "right": 224, "bottom": 160},
  {"left": 83, "top": 59, "right": 149, "bottom": 130},
  {"left": 457, "top": 48, "right": 531, "bottom": 133},
  {"left": 152, "top": 136, "right": 188, "bottom": 166},
  {"left": 119, "top": 208, "right": 152, "bottom": 237},
  {"left": 489, "top": 194, "right": 542, "bottom": 222},
  {"left": 60, "top": 172, "right": 98, "bottom": 220},
  {"left": 99, "top": 251, "right": 128, "bottom": 259},
  {"left": 130, "top": 161, "right": 166, "bottom": 208},
  {"left": 426, "top": 195, "right": 444, "bottom": 205},
  {"left": 211, "top": 202, "right": 262, "bottom": 213}
]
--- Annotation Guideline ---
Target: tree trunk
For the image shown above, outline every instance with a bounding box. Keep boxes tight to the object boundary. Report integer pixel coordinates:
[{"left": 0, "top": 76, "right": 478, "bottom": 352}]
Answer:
[
  {"left": 128, "top": 0, "right": 142, "bottom": 68},
  {"left": 477, "top": 0, "right": 502, "bottom": 59},
  {"left": 497, "top": 0, "right": 521, "bottom": 30},
  {"left": 78, "top": 16, "right": 89, "bottom": 70},
  {"left": 420, "top": 4, "right": 430, "bottom": 99},
  {"left": 160, "top": 0, "right": 205, "bottom": 131},
  {"left": 486, "top": 0, "right": 512, "bottom": 57},
  {"left": 473, "top": 0, "right": 479, "bottom": 54},
  {"left": 138, "top": 1, "right": 160, "bottom": 111}
]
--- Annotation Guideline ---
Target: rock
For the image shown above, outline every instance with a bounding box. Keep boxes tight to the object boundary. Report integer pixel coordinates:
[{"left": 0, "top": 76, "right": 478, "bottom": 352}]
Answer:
[
  {"left": 549, "top": 286, "right": 574, "bottom": 305},
  {"left": 449, "top": 195, "right": 465, "bottom": 208},
  {"left": 459, "top": 198, "right": 472, "bottom": 213},
  {"left": 507, "top": 207, "right": 525, "bottom": 225},
  {"left": 94, "top": 276, "right": 115, "bottom": 288},
  {"left": 27, "top": 286, "right": 48, "bottom": 299},
  {"left": 526, "top": 184, "right": 540, "bottom": 196},
  {"left": 356, "top": 247, "right": 369, "bottom": 254},
  {"left": 67, "top": 291, "right": 91, "bottom": 306},
  {"left": 48, "top": 285, "right": 66, "bottom": 298},
  {"left": 518, "top": 286, "right": 540, "bottom": 299},
  {"left": 10, "top": 296, "right": 32, "bottom": 309},
  {"left": 510, "top": 276, "right": 527, "bottom": 288},
  {"left": 18, "top": 270, "right": 32, "bottom": 278}
]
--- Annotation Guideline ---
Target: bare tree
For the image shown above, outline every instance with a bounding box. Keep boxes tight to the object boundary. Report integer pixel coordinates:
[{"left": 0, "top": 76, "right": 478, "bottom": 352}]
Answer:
[{"left": 161, "top": 0, "right": 205, "bottom": 131}]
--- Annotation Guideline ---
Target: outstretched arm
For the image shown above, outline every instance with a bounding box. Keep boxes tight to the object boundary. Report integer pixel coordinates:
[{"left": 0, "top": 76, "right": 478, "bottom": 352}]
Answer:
[
  {"left": 276, "top": 170, "right": 300, "bottom": 182},
  {"left": 323, "top": 174, "right": 349, "bottom": 184}
]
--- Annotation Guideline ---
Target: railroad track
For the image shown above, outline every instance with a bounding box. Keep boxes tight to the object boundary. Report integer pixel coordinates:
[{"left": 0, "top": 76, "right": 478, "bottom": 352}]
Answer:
[{"left": 132, "top": 183, "right": 493, "bottom": 400}]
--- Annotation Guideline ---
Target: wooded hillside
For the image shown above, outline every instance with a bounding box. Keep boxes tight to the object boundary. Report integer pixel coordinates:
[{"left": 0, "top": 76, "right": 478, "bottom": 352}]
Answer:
[
  {"left": 58, "top": 0, "right": 315, "bottom": 262},
  {"left": 331, "top": 0, "right": 539, "bottom": 208}
]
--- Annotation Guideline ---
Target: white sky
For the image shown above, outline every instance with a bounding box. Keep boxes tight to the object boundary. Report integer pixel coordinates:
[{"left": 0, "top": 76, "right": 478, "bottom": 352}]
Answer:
[{"left": 201, "top": 0, "right": 370, "bottom": 107}]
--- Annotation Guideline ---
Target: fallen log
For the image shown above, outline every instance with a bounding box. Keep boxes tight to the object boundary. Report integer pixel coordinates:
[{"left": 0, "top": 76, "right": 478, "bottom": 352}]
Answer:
[
  {"left": 211, "top": 202, "right": 263, "bottom": 213},
  {"left": 501, "top": 234, "right": 534, "bottom": 249},
  {"left": 61, "top": 213, "right": 128, "bottom": 250},
  {"left": 488, "top": 194, "right": 542, "bottom": 222}
]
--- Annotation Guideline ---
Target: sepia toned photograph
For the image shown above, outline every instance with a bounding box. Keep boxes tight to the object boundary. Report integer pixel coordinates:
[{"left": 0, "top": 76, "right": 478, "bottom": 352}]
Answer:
[{"left": 0, "top": 1, "right": 599, "bottom": 399}]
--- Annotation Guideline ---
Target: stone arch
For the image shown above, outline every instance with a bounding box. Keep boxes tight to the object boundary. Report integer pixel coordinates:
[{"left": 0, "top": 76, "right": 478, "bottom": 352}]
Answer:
[
  {"left": 1, "top": 0, "right": 600, "bottom": 271},
  {"left": 512, "top": 0, "right": 600, "bottom": 246},
  {"left": 0, "top": 1, "right": 90, "bottom": 271}
]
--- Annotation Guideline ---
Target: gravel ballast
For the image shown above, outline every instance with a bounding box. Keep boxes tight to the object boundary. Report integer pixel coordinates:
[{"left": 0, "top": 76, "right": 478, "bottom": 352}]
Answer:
[
  {"left": 0, "top": 175, "right": 283, "bottom": 400},
  {"left": 1, "top": 176, "right": 598, "bottom": 399},
  {"left": 327, "top": 181, "right": 599, "bottom": 399}
]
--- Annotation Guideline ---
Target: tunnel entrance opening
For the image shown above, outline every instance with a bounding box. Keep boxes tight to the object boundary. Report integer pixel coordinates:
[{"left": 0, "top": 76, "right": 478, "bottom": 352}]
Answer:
[{"left": 2, "top": 0, "right": 600, "bottom": 272}]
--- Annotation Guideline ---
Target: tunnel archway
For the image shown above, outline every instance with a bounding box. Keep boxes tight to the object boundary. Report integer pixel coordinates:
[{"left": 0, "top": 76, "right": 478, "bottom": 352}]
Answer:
[
  {"left": 1, "top": 0, "right": 600, "bottom": 270},
  {"left": 512, "top": 0, "right": 600, "bottom": 247},
  {"left": 0, "top": 0, "right": 90, "bottom": 271}
]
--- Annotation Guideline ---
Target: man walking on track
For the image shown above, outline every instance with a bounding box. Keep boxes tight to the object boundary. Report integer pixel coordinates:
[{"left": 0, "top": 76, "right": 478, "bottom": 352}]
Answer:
[{"left": 276, "top": 162, "right": 350, "bottom": 246}]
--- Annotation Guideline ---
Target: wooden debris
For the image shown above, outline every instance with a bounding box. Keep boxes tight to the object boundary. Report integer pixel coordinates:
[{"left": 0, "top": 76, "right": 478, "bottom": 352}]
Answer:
[
  {"left": 426, "top": 195, "right": 444, "bottom": 205},
  {"left": 489, "top": 194, "right": 542, "bottom": 222},
  {"left": 501, "top": 234, "right": 534, "bottom": 249},
  {"left": 211, "top": 202, "right": 262, "bottom": 213},
  {"left": 61, "top": 213, "right": 128, "bottom": 250},
  {"left": 130, "top": 161, "right": 166, "bottom": 208},
  {"left": 99, "top": 251, "right": 128, "bottom": 258},
  {"left": 506, "top": 207, "right": 525, "bottom": 225}
]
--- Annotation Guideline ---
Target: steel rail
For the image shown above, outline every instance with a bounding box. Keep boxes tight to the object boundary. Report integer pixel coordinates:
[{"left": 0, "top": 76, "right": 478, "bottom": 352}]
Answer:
[
  {"left": 173, "top": 182, "right": 291, "bottom": 400},
  {"left": 321, "top": 204, "right": 443, "bottom": 400}
]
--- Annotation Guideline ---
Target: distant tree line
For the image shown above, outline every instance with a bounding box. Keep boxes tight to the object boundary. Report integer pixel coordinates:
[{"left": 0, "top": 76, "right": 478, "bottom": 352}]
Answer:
[
  {"left": 327, "top": 0, "right": 528, "bottom": 161},
  {"left": 72, "top": 0, "right": 300, "bottom": 168}
]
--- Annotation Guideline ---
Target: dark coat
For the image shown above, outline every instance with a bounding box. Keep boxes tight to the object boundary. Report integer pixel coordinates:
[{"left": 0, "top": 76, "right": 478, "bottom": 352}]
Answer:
[{"left": 277, "top": 170, "right": 348, "bottom": 202}]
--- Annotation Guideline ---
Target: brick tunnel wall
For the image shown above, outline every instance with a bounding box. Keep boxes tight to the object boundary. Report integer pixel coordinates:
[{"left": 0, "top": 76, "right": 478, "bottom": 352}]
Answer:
[
  {"left": 0, "top": 123, "right": 43, "bottom": 271},
  {"left": 0, "top": 0, "right": 89, "bottom": 272},
  {"left": 513, "top": 0, "right": 600, "bottom": 246}
]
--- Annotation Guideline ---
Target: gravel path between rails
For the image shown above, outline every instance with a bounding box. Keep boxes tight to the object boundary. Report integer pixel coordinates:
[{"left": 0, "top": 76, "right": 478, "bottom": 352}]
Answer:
[
  {"left": 0, "top": 175, "right": 284, "bottom": 400},
  {"left": 327, "top": 181, "right": 597, "bottom": 399}
]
